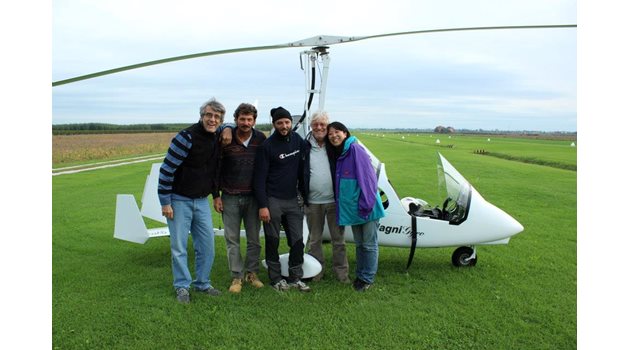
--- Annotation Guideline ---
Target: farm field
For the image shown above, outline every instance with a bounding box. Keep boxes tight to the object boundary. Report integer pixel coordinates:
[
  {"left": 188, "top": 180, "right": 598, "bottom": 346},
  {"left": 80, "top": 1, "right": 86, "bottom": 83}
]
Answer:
[
  {"left": 53, "top": 132, "right": 176, "bottom": 166},
  {"left": 52, "top": 132, "right": 577, "bottom": 349}
]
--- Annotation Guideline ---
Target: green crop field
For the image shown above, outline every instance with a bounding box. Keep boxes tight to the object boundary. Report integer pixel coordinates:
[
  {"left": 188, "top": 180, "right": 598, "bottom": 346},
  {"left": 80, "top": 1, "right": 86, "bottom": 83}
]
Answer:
[{"left": 52, "top": 133, "right": 577, "bottom": 349}]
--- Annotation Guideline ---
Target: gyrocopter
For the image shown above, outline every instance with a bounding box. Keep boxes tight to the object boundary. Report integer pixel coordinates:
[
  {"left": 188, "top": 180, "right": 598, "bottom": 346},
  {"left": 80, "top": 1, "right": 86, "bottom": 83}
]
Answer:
[{"left": 53, "top": 25, "right": 576, "bottom": 276}]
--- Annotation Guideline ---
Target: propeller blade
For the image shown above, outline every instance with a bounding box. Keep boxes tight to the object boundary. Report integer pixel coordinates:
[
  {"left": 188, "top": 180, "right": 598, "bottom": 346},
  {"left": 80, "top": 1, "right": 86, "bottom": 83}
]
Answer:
[{"left": 52, "top": 24, "right": 576, "bottom": 87}]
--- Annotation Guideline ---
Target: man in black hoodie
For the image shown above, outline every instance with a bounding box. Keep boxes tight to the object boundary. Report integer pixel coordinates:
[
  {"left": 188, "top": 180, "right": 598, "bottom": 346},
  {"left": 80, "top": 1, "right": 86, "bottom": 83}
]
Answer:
[{"left": 254, "top": 106, "right": 311, "bottom": 292}]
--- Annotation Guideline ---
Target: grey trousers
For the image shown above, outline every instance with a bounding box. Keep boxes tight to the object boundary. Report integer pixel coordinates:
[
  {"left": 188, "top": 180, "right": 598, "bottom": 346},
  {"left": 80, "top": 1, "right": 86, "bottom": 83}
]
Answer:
[
  {"left": 222, "top": 194, "right": 261, "bottom": 279},
  {"left": 305, "top": 202, "right": 349, "bottom": 280},
  {"left": 263, "top": 196, "right": 304, "bottom": 284}
]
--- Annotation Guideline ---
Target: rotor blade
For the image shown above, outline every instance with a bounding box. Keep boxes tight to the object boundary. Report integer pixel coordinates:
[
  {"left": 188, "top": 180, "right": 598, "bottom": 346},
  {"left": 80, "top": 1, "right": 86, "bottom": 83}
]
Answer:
[
  {"left": 351, "top": 24, "right": 577, "bottom": 45},
  {"left": 52, "top": 44, "right": 290, "bottom": 86},
  {"left": 52, "top": 24, "right": 576, "bottom": 87}
]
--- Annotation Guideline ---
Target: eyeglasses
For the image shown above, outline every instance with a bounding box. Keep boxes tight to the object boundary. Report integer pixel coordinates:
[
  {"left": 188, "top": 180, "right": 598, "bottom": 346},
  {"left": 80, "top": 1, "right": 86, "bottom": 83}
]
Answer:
[{"left": 202, "top": 112, "right": 223, "bottom": 120}]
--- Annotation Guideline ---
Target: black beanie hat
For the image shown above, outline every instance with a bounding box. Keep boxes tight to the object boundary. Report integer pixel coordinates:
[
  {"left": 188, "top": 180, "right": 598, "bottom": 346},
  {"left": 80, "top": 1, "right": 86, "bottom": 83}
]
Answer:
[
  {"left": 327, "top": 121, "right": 351, "bottom": 137},
  {"left": 270, "top": 107, "right": 292, "bottom": 123}
]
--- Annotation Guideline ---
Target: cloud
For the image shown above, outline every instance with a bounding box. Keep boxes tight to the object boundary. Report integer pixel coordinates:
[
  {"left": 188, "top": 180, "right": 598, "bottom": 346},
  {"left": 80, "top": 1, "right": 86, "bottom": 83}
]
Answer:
[{"left": 52, "top": 0, "right": 577, "bottom": 131}]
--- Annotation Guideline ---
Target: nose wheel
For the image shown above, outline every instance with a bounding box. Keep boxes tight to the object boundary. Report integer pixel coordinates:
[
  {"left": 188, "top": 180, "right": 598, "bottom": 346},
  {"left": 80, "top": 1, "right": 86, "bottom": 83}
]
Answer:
[{"left": 452, "top": 246, "right": 477, "bottom": 267}]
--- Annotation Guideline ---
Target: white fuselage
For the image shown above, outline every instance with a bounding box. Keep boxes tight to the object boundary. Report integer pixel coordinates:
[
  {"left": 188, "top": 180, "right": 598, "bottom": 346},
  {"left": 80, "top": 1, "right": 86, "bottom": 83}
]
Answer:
[{"left": 321, "top": 163, "right": 523, "bottom": 248}]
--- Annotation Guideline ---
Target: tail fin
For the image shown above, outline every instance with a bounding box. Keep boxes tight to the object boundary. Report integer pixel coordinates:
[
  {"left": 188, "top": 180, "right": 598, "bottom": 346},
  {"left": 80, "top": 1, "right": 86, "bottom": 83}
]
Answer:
[
  {"left": 115, "top": 163, "right": 170, "bottom": 244},
  {"left": 114, "top": 194, "right": 150, "bottom": 244},
  {"left": 140, "top": 163, "right": 166, "bottom": 224}
]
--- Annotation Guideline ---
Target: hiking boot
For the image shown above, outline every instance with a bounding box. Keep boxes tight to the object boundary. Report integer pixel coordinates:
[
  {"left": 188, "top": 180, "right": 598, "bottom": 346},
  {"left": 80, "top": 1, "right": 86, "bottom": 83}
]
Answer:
[
  {"left": 271, "top": 279, "right": 290, "bottom": 291},
  {"left": 245, "top": 272, "right": 264, "bottom": 288},
  {"left": 229, "top": 278, "right": 242, "bottom": 294},
  {"left": 353, "top": 279, "right": 371, "bottom": 292},
  {"left": 288, "top": 280, "right": 311, "bottom": 292},
  {"left": 194, "top": 287, "right": 222, "bottom": 296},
  {"left": 176, "top": 288, "right": 190, "bottom": 304}
]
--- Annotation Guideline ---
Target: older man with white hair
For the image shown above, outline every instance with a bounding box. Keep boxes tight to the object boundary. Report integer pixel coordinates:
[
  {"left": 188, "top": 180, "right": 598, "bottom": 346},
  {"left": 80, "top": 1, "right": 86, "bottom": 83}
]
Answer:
[{"left": 304, "top": 111, "right": 350, "bottom": 283}]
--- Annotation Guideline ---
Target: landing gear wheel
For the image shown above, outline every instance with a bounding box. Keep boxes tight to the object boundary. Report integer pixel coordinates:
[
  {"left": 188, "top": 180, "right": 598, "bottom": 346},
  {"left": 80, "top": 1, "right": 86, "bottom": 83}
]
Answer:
[{"left": 452, "top": 246, "right": 477, "bottom": 267}]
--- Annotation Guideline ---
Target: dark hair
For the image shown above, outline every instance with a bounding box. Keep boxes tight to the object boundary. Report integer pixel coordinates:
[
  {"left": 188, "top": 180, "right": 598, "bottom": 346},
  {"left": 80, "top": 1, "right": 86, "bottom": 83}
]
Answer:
[
  {"left": 326, "top": 121, "right": 351, "bottom": 160},
  {"left": 233, "top": 103, "right": 258, "bottom": 120},
  {"left": 327, "top": 121, "right": 351, "bottom": 137}
]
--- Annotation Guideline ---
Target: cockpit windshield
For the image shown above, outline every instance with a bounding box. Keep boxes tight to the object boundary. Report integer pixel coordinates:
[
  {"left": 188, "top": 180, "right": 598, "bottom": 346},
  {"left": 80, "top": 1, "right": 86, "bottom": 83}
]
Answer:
[{"left": 436, "top": 153, "right": 471, "bottom": 224}]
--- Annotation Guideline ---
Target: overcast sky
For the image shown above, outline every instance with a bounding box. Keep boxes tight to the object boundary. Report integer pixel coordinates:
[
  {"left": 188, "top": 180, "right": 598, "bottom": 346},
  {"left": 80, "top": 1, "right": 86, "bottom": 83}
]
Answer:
[
  {"left": 5, "top": 2, "right": 629, "bottom": 347},
  {"left": 52, "top": 0, "right": 577, "bottom": 131}
]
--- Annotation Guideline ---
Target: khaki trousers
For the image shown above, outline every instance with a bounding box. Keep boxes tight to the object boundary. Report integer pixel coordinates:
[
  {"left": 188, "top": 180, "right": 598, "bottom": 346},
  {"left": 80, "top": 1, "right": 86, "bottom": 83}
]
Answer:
[{"left": 305, "top": 202, "right": 349, "bottom": 280}]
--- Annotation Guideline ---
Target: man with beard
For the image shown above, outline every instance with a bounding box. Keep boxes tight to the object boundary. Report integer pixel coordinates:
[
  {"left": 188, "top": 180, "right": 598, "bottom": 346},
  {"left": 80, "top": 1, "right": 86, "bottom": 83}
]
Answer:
[
  {"left": 214, "top": 103, "right": 267, "bottom": 293},
  {"left": 254, "top": 106, "right": 311, "bottom": 292}
]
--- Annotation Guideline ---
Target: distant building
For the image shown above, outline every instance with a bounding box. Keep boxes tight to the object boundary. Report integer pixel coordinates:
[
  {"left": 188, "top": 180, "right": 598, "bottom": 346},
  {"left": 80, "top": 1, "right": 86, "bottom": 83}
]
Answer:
[{"left": 434, "top": 125, "right": 456, "bottom": 134}]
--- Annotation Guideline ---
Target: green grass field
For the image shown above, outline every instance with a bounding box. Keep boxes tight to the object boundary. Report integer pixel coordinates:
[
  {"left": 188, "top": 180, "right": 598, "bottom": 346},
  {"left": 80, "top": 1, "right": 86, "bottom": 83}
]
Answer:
[{"left": 52, "top": 134, "right": 576, "bottom": 349}]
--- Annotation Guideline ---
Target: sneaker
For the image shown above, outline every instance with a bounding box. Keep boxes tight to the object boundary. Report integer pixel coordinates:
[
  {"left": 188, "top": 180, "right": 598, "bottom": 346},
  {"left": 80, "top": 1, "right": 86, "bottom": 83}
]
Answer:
[
  {"left": 176, "top": 288, "right": 190, "bottom": 304},
  {"left": 271, "top": 279, "right": 290, "bottom": 291},
  {"left": 312, "top": 274, "right": 323, "bottom": 282},
  {"left": 229, "top": 278, "right": 242, "bottom": 294},
  {"left": 245, "top": 272, "right": 264, "bottom": 289},
  {"left": 353, "top": 279, "right": 371, "bottom": 292},
  {"left": 288, "top": 280, "right": 311, "bottom": 293},
  {"left": 194, "top": 287, "right": 222, "bottom": 296}
]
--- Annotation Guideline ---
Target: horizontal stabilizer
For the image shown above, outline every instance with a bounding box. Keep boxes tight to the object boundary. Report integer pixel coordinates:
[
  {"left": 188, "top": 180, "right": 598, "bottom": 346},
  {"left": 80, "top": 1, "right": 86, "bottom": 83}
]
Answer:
[{"left": 147, "top": 227, "right": 170, "bottom": 238}]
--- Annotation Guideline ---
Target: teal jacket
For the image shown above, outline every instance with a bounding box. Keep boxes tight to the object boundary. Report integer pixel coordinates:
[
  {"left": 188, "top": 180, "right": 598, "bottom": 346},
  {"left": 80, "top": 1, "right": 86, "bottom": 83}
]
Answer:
[{"left": 333, "top": 136, "right": 385, "bottom": 226}]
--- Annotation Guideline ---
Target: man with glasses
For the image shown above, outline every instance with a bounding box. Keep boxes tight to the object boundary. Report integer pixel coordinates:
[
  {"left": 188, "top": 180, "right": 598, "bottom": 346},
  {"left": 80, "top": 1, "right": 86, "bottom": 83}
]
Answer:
[
  {"left": 158, "top": 97, "right": 232, "bottom": 303},
  {"left": 304, "top": 111, "right": 350, "bottom": 283}
]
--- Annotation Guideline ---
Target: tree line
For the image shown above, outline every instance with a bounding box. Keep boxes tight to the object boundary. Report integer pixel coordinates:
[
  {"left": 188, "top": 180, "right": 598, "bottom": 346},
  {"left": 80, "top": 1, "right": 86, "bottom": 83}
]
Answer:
[
  {"left": 52, "top": 123, "right": 273, "bottom": 135},
  {"left": 52, "top": 123, "right": 575, "bottom": 136}
]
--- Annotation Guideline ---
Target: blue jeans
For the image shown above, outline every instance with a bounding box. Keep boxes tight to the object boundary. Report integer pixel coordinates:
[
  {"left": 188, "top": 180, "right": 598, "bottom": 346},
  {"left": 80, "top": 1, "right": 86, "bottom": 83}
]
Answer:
[
  {"left": 352, "top": 220, "right": 379, "bottom": 284},
  {"left": 167, "top": 197, "right": 215, "bottom": 290}
]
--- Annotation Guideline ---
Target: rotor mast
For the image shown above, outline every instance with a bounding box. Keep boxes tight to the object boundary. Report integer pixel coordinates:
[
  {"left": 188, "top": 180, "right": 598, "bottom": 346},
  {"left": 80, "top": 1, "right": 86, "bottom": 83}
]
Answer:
[
  {"left": 297, "top": 45, "right": 331, "bottom": 136},
  {"left": 292, "top": 36, "right": 356, "bottom": 110}
]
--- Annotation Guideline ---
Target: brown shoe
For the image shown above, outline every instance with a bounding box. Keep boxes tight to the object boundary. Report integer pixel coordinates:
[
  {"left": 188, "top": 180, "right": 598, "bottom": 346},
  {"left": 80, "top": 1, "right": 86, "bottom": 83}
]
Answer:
[
  {"left": 245, "top": 272, "right": 264, "bottom": 288},
  {"left": 229, "top": 278, "right": 242, "bottom": 293}
]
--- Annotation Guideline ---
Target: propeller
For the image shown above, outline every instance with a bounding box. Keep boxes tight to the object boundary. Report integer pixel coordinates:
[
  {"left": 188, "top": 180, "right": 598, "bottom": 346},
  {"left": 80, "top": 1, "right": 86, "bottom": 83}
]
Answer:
[{"left": 52, "top": 24, "right": 576, "bottom": 87}]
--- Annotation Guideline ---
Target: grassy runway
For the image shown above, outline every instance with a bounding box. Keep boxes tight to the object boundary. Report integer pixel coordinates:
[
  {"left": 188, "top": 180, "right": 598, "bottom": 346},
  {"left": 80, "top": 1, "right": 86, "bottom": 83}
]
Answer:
[{"left": 52, "top": 133, "right": 576, "bottom": 349}]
